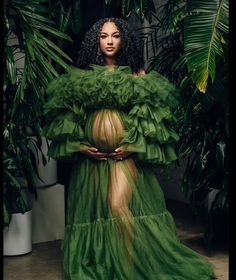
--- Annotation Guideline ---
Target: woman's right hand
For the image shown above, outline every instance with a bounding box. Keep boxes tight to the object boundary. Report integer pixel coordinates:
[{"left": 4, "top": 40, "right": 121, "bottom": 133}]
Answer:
[{"left": 80, "top": 146, "right": 108, "bottom": 161}]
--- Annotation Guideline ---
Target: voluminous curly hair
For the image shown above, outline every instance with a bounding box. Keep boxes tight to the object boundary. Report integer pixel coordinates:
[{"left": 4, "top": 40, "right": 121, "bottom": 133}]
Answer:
[{"left": 76, "top": 17, "right": 143, "bottom": 73}]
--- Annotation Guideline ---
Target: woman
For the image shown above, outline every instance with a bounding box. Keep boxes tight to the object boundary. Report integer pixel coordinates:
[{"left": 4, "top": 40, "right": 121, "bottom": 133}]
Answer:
[{"left": 44, "top": 17, "right": 215, "bottom": 279}]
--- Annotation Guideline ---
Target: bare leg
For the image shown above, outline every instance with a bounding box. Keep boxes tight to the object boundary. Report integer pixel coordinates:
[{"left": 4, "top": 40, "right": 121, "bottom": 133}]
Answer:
[{"left": 108, "top": 159, "right": 137, "bottom": 263}]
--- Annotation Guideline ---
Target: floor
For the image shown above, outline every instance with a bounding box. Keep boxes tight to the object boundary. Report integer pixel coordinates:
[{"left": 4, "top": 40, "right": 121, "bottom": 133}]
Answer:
[{"left": 4, "top": 200, "right": 228, "bottom": 280}]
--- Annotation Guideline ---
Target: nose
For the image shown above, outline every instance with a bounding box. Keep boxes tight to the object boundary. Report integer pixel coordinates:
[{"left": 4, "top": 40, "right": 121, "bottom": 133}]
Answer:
[{"left": 107, "top": 36, "right": 113, "bottom": 45}]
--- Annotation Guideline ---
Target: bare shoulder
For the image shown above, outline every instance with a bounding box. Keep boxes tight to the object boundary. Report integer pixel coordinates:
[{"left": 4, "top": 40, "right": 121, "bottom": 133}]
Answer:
[
  {"left": 138, "top": 69, "right": 146, "bottom": 76},
  {"left": 133, "top": 69, "right": 146, "bottom": 77}
]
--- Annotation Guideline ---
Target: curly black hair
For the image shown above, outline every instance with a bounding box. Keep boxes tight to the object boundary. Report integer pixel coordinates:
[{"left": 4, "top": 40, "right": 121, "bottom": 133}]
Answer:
[{"left": 76, "top": 17, "right": 144, "bottom": 73}]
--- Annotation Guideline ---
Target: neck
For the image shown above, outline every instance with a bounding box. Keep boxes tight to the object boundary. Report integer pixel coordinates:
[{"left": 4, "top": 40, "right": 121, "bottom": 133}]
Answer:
[{"left": 104, "top": 56, "right": 116, "bottom": 67}]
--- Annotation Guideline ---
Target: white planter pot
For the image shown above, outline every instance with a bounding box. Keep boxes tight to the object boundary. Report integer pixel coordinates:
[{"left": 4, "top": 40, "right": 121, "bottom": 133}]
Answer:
[
  {"left": 30, "top": 136, "right": 57, "bottom": 187},
  {"left": 4, "top": 210, "right": 32, "bottom": 256}
]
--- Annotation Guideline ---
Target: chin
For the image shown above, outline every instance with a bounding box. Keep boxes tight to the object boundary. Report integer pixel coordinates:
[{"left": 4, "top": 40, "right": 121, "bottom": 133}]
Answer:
[{"left": 104, "top": 51, "right": 117, "bottom": 57}]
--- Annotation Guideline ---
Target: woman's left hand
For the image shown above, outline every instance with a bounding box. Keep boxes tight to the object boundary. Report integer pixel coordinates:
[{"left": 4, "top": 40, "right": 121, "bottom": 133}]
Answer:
[{"left": 108, "top": 147, "right": 133, "bottom": 161}]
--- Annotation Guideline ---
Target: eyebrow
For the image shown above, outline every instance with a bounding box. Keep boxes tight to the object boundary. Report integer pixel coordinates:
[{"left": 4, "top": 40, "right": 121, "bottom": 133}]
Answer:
[{"left": 100, "top": 31, "right": 120, "bottom": 35}]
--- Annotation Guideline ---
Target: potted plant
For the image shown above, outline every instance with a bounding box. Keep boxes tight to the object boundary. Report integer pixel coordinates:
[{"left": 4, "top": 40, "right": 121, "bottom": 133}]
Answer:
[
  {"left": 3, "top": 0, "right": 72, "bottom": 255},
  {"left": 3, "top": 131, "right": 33, "bottom": 255}
]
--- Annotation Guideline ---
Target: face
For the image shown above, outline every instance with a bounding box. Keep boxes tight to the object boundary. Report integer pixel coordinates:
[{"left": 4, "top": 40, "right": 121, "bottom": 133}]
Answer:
[{"left": 99, "top": 21, "right": 121, "bottom": 58}]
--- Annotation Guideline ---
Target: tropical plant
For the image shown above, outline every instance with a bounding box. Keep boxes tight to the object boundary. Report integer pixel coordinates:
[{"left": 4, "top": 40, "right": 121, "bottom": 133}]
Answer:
[
  {"left": 105, "top": 0, "right": 157, "bottom": 23},
  {"left": 141, "top": 0, "right": 228, "bottom": 250},
  {"left": 172, "top": 0, "right": 228, "bottom": 250},
  {"left": 46, "top": 0, "right": 83, "bottom": 71},
  {"left": 3, "top": 0, "right": 72, "bottom": 227}
]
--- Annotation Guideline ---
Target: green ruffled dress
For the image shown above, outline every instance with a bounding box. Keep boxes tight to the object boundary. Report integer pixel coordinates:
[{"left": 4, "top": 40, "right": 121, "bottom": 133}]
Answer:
[{"left": 43, "top": 65, "right": 215, "bottom": 280}]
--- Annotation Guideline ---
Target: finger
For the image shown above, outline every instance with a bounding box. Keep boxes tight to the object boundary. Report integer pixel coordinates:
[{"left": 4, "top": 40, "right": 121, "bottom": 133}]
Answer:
[
  {"left": 96, "top": 157, "right": 107, "bottom": 161},
  {"left": 113, "top": 155, "right": 125, "bottom": 160},
  {"left": 109, "top": 151, "right": 123, "bottom": 156},
  {"left": 88, "top": 147, "right": 98, "bottom": 152},
  {"left": 115, "top": 147, "right": 123, "bottom": 153},
  {"left": 91, "top": 152, "right": 108, "bottom": 157},
  {"left": 109, "top": 152, "right": 119, "bottom": 156}
]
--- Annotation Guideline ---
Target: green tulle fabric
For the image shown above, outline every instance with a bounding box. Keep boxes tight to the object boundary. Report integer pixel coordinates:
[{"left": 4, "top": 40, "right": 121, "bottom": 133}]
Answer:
[{"left": 43, "top": 65, "right": 215, "bottom": 279}]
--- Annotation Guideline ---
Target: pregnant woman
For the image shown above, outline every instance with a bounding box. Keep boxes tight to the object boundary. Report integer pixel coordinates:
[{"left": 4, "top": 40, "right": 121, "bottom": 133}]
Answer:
[{"left": 43, "top": 17, "right": 215, "bottom": 279}]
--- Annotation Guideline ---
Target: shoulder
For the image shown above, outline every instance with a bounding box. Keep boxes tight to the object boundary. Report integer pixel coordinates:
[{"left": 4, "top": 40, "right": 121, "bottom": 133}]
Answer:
[
  {"left": 133, "top": 69, "right": 146, "bottom": 77},
  {"left": 137, "top": 69, "right": 146, "bottom": 76}
]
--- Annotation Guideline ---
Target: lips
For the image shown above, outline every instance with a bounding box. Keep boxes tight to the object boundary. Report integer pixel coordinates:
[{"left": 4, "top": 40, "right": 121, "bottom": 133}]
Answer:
[{"left": 105, "top": 47, "right": 115, "bottom": 51}]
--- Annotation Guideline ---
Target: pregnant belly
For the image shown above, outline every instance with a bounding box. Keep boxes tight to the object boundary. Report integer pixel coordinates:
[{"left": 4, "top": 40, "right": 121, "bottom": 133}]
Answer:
[{"left": 89, "top": 109, "right": 125, "bottom": 153}]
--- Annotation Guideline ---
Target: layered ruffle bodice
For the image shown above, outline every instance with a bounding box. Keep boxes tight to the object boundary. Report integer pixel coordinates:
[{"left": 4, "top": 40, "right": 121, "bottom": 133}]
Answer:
[{"left": 43, "top": 64, "right": 180, "bottom": 165}]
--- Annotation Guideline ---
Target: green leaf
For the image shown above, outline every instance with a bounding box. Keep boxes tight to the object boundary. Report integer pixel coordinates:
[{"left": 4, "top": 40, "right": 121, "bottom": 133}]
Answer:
[
  {"left": 216, "top": 141, "right": 225, "bottom": 167},
  {"left": 120, "top": 0, "right": 156, "bottom": 23},
  {"left": 5, "top": 46, "right": 17, "bottom": 85},
  {"left": 30, "top": 63, "right": 49, "bottom": 88},
  {"left": 4, "top": 170, "right": 22, "bottom": 189},
  {"left": 55, "top": 4, "right": 72, "bottom": 33},
  {"left": 34, "top": 23, "right": 73, "bottom": 41},
  {"left": 179, "top": 75, "right": 191, "bottom": 90},
  {"left": 25, "top": 37, "right": 36, "bottom": 61},
  {"left": 34, "top": 48, "right": 59, "bottom": 78},
  {"left": 19, "top": 9, "right": 55, "bottom": 24},
  {"left": 71, "top": 0, "right": 82, "bottom": 34},
  {"left": 3, "top": 202, "right": 11, "bottom": 227},
  {"left": 36, "top": 33, "right": 72, "bottom": 61},
  {"left": 31, "top": 122, "right": 43, "bottom": 143},
  {"left": 36, "top": 39, "right": 71, "bottom": 71},
  {"left": 14, "top": 66, "right": 27, "bottom": 103},
  {"left": 4, "top": 14, "right": 10, "bottom": 36},
  {"left": 184, "top": 0, "right": 228, "bottom": 93}
]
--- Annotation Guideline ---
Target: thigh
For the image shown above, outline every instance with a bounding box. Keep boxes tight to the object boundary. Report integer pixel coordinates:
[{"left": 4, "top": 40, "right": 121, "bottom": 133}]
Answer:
[{"left": 108, "top": 159, "right": 137, "bottom": 211}]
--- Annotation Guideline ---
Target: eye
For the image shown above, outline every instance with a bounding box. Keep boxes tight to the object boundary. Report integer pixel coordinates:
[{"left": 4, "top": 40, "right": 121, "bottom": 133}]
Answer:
[
  {"left": 113, "top": 34, "right": 120, "bottom": 39},
  {"left": 100, "top": 35, "right": 107, "bottom": 39}
]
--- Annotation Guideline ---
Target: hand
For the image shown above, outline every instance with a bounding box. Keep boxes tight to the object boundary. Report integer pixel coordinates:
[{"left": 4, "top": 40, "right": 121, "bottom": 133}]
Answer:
[
  {"left": 108, "top": 147, "right": 133, "bottom": 161},
  {"left": 80, "top": 146, "right": 108, "bottom": 161}
]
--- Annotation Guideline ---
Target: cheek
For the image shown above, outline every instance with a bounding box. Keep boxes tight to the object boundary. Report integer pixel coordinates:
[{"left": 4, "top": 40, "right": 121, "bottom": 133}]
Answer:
[
  {"left": 116, "top": 39, "right": 121, "bottom": 49},
  {"left": 99, "top": 39, "right": 105, "bottom": 51}
]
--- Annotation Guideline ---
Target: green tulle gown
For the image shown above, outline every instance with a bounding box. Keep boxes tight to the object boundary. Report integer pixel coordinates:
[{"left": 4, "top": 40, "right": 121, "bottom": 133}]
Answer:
[{"left": 43, "top": 65, "right": 215, "bottom": 280}]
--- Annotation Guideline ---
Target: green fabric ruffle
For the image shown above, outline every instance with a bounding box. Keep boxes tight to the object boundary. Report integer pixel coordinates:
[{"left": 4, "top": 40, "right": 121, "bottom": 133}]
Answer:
[
  {"left": 62, "top": 211, "right": 214, "bottom": 280},
  {"left": 43, "top": 65, "right": 180, "bottom": 164}
]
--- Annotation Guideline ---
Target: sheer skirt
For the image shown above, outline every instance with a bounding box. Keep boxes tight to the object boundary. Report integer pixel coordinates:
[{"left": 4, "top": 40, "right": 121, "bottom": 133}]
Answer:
[{"left": 62, "top": 109, "right": 215, "bottom": 279}]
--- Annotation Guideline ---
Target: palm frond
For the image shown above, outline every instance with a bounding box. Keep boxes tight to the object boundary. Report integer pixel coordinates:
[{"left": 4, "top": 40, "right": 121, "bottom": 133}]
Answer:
[
  {"left": 184, "top": 0, "right": 228, "bottom": 93},
  {"left": 4, "top": 0, "right": 74, "bottom": 226},
  {"left": 116, "top": 0, "right": 157, "bottom": 23}
]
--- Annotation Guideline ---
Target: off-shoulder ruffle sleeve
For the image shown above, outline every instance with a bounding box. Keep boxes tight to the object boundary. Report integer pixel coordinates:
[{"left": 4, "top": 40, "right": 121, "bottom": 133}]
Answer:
[
  {"left": 43, "top": 66, "right": 180, "bottom": 163},
  {"left": 120, "top": 71, "right": 180, "bottom": 165},
  {"left": 43, "top": 68, "right": 91, "bottom": 159}
]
